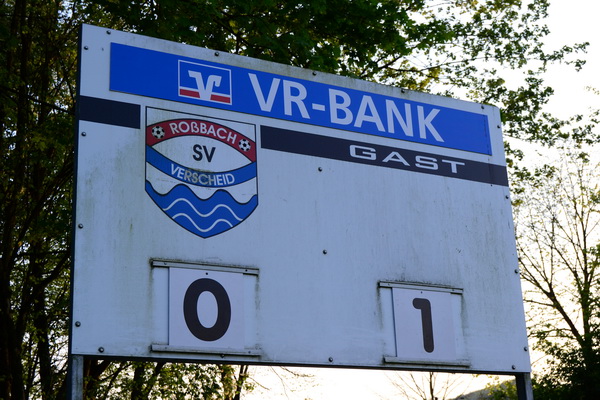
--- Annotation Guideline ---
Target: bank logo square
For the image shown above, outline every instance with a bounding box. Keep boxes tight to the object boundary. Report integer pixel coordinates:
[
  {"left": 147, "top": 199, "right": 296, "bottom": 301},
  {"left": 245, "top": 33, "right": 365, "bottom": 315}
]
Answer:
[{"left": 178, "top": 61, "right": 232, "bottom": 104}]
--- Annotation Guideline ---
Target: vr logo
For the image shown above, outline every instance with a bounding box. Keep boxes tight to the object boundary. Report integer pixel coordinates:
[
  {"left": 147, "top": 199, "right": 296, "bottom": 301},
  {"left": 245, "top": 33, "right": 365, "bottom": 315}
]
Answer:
[{"left": 178, "top": 61, "right": 232, "bottom": 104}]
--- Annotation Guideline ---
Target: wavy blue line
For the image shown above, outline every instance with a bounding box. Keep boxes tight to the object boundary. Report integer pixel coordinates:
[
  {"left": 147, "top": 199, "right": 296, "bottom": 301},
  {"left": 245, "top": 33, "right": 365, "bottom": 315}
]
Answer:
[{"left": 145, "top": 181, "right": 258, "bottom": 238}]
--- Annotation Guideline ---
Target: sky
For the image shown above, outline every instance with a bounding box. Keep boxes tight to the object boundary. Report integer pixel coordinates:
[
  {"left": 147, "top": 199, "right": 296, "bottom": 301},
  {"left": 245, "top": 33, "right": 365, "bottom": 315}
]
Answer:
[
  {"left": 242, "top": 1, "right": 600, "bottom": 399},
  {"left": 544, "top": 0, "right": 599, "bottom": 119}
]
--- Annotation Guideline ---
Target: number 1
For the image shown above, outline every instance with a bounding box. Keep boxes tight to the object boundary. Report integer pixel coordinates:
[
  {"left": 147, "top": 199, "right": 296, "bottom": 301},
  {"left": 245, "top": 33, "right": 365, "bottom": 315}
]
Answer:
[{"left": 413, "top": 298, "right": 434, "bottom": 353}]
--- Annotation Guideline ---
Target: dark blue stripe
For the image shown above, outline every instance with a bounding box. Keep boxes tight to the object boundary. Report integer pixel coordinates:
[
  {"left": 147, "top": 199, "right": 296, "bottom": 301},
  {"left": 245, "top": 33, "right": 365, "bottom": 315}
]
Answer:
[
  {"left": 261, "top": 125, "right": 508, "bottom": 187},
  {"left": 78, "top": 96, "right": 140, "bottom": 128}
]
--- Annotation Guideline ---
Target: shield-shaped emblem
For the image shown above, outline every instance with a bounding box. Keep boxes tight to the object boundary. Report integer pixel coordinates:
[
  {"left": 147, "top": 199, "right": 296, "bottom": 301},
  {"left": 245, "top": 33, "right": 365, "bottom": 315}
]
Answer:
[{"left": 145, "top": 110, "right": 258, "bottom": 238}]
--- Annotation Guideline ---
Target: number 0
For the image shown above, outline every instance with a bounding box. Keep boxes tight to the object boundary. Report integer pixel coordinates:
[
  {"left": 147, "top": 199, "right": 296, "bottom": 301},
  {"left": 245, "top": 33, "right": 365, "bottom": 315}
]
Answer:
[{"left": 183, "top": 278, "right": 231, "bottom": 341}]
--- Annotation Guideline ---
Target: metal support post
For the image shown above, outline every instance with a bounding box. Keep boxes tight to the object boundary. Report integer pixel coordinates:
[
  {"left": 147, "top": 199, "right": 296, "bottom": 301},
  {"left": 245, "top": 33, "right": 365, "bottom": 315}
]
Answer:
[
  {"left": 515, "top": 372, "right": 534, "bottom": 400},
  {"left": 67, "top": 355, "right": 84, "bottom": 400}
]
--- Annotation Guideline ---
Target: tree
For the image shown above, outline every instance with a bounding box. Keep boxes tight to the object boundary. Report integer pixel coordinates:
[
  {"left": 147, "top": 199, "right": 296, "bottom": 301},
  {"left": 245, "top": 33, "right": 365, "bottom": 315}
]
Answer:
[
  {"left": 512, "top": 139, "right": 600, "bottom": 399},
  {"left": 80, "top": 362, "right": 252, "bottom": 399},
  {"left": 1, "top": 0, "right": 76, "bottom": 398},
  {"left": 0, "top": 0, "right": 589, "bottom": 398},
  {"left": 389, "top": 371, "right": 476, "bottom": 400}
]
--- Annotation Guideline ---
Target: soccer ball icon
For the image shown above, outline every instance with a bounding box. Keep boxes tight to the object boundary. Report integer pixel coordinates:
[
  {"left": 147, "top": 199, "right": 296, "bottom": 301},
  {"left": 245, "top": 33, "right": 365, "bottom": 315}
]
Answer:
[
  {"left": 151, "top": 125, "right": 165, "bottom": 139},
  {"left": 238, "top": 139, "right": 251, "bottom": 152}
]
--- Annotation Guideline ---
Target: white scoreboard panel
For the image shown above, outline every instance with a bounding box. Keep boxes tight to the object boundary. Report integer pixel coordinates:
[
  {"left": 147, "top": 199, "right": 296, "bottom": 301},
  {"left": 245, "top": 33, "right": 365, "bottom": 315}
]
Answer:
[{"left": 72, "top": 24, "right": 530, "bottom": 374}]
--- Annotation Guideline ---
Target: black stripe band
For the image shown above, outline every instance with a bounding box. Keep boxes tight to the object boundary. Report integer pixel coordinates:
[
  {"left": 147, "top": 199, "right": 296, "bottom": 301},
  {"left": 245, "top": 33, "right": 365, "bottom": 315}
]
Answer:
[
  {"left": 78, "top": 95, "right": 140, "bottom": 129},
  {"left": 261, "top": 125, "right": 508, "bottom": 187}
]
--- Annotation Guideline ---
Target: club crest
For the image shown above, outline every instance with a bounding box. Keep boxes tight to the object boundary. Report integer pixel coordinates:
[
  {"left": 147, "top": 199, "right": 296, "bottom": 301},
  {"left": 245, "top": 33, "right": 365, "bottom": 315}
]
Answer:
[{"left": 145, "top": 110, "right": 258, "bottom": 238}]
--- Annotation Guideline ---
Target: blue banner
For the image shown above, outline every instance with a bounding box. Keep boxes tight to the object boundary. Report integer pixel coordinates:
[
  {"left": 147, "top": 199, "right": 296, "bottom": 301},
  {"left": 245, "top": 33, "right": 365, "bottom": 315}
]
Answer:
[{"left": 111, "top": 43, "right": 492, "bottom": 155}]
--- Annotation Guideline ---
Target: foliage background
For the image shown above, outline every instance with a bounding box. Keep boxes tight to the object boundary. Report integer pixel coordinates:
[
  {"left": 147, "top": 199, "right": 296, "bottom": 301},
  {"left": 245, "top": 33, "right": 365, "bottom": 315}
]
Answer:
[{"left": 1, "top": 0, "right": 598, "bottom": 399}]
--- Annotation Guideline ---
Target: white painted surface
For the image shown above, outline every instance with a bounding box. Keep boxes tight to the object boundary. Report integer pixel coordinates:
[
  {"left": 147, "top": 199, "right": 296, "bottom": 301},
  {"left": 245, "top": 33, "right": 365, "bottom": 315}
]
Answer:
[{"left": 72, "top": 24, "right": 530, "bottom": 374}]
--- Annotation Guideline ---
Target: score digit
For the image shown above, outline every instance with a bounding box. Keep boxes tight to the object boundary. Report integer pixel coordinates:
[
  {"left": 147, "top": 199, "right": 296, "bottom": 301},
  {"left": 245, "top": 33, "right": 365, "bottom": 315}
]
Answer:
[
  {"left": 412, "top": 298, "right": 434, "bottom": 353},
  {"left": 183, "top": 278, "right": 231, "bottom": 341}
]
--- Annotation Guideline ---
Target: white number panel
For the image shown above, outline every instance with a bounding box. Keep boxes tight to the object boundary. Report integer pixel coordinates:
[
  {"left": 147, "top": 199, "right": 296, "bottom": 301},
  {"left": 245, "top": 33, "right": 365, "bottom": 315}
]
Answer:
[
  {"left": 389, "top": 285, "right": 467, "bottom": 366},
  {"left": 168, "top": 267, "right": 245, "bottom": 351}
]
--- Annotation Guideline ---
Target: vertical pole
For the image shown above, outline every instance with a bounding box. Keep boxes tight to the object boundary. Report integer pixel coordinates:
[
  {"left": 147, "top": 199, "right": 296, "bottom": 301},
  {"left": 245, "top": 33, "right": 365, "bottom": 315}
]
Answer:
[
  {"left": 67, "top": 355, "right": 84, "bottom": 400},
  {"left": 515, "top": 373, "right": 534, "bottom": 400}
]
